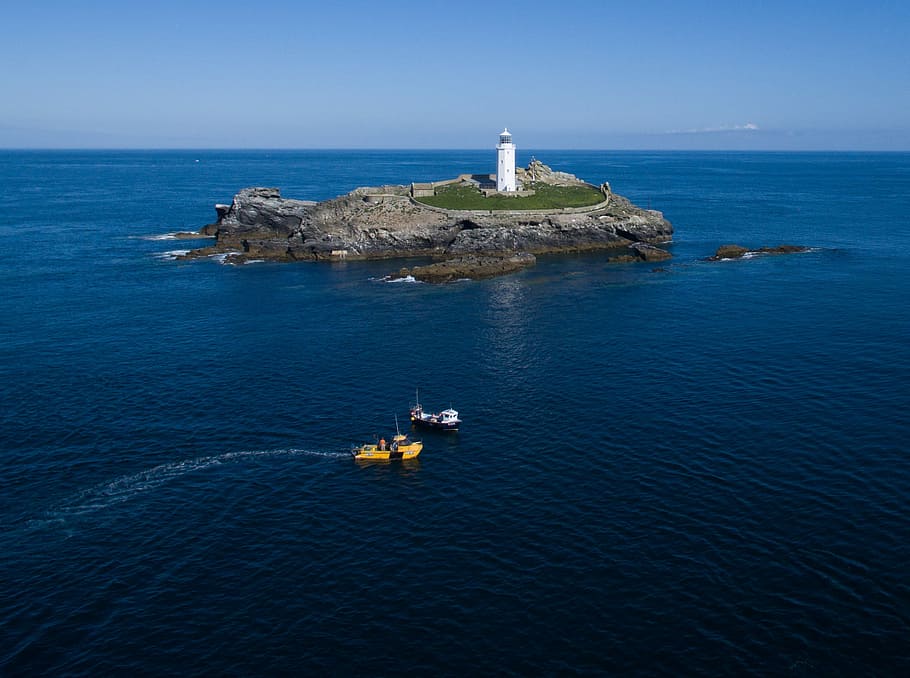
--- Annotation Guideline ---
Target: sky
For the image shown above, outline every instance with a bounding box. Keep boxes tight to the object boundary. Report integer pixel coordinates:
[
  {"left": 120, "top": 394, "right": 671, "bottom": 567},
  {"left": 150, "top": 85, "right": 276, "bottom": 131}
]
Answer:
[{"left": 1, "top": 0, "right": 908, "bottom": 150}]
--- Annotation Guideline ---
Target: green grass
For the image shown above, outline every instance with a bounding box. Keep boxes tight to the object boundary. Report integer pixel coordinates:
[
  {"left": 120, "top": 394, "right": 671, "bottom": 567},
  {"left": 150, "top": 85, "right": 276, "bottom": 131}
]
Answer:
[{"left": 416, "top": 182, "right": 604, "bottom": 211}]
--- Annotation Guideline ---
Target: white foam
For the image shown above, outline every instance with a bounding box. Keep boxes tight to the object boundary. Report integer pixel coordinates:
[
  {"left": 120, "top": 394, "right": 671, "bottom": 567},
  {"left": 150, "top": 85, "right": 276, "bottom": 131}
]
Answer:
[
  {"left": 143, "top": 232, "right": 214, "bottom": 241},
  {"left": 372, "top": 274, "right": 422, "bottom": 284},
  {"left": 244, "top": 259, "right": 265, "bottom": 264},
  {"left": 154, "top": 249, "right": 190, "bottom": 260},
  {"left": 211, "top": 251, "right": 242, "bottom": 264}
]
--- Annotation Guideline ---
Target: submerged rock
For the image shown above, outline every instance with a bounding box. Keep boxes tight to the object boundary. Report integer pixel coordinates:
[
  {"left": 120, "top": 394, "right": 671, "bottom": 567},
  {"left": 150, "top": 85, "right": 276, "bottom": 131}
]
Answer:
[{"left": 756, "top": 245, "right": 810, "bottom": 255}]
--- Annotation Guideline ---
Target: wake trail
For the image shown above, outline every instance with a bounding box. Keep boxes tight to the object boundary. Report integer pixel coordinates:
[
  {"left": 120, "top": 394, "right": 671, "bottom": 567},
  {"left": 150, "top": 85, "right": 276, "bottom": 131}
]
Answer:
[{"left": 42, "top": 447, "right": 349, "bottom": 519}]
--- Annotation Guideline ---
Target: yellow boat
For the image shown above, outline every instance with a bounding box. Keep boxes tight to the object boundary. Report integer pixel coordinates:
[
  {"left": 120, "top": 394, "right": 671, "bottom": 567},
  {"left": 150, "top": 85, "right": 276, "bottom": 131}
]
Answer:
[{"left": 352, "top": 433, "right": 423, "bottom": 461}]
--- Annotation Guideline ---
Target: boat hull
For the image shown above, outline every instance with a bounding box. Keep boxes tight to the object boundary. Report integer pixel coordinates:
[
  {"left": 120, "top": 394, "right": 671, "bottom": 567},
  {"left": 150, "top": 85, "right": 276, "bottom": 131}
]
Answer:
[
  {"left": 352, "top": 441, "right": 422, "bottom": 461},
  {"left": 410, "top": 414, "right": 459, "bottom": 431},
  {"left": 409, "top": 405, "right": 461, "bottom": 431}
]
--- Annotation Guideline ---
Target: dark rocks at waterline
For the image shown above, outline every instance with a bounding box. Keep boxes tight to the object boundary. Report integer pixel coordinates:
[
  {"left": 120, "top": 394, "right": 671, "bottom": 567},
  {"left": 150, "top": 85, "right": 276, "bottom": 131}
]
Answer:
[
  {"left": 712, "top": 244, "right": 750, "bottom": 260},
  {"left": 758, "top": 245, "right": 810, "bottom": 255},
  {"left": 608, "top": 242, "right": 673, "bottom": 264},
  {"left": 629, "top": 243, "right": 673, "bottom": 262},
  {"left": 167, "top": 231, "right": 215, "bottom": 240},
  {"left": 394, "top": 253, "right": 537, "bottom": 283},
  {"left": 710, "top": 244, "right": 809, "bottom": 261}
]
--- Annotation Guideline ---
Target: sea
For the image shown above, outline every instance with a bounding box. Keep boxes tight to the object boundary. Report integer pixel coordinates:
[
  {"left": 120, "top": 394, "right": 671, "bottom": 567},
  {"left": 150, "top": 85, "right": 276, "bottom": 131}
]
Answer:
[{"left": 1, "top": 150, "right": 909, "bottom": 676}]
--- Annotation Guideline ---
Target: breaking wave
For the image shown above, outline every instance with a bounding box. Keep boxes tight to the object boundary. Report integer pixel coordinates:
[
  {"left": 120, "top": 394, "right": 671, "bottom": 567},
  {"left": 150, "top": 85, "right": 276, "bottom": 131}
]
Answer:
[
  {"left": 372, "top": 274, "right": 421, "bottom": 284},
  {"left": 154, "top": 249, "right": 189, "bottom": 260},
  {"left": 211, "top": 251, "right": 242, "bottom": 264},
  {"left": 141, "top": 232, "right": 215, "bottom": 241}
]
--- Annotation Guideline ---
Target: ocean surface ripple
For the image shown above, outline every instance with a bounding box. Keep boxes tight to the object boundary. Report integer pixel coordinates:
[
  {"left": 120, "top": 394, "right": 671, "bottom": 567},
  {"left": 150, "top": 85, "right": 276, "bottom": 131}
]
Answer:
[{"left": 1, "top": 150, "right": 909, "bottom": 675}]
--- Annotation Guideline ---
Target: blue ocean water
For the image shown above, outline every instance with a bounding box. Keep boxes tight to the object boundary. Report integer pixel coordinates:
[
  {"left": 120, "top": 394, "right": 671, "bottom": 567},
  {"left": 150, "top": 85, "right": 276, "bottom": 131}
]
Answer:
[{"left": 1, "top": 150, "right": 909, "bottom": 675}]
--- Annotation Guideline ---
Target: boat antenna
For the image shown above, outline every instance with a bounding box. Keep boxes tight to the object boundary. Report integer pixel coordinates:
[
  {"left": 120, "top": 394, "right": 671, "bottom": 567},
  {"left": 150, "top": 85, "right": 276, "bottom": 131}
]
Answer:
[{"left": 395, "top": 413, "right": 401, "bottom": 437}]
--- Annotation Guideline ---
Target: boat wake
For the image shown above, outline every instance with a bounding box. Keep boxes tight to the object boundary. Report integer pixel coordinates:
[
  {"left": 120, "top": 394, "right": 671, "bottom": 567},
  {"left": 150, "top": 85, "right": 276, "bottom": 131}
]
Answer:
[{"left": 40, "top": 448, "right": 349, "bottom": 520}]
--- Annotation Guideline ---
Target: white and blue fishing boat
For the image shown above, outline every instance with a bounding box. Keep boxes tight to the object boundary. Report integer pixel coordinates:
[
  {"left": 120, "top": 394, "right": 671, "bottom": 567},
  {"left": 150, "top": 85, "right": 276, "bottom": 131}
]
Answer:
[{"left": 409, "top": 390, "right": 461, "bottom": 431}]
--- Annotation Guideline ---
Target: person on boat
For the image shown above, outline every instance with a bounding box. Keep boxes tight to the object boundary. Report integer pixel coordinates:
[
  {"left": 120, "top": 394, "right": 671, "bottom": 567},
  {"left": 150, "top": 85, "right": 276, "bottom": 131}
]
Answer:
[{"left": 379, "top": 437, "right": 386, "bottom": 450}]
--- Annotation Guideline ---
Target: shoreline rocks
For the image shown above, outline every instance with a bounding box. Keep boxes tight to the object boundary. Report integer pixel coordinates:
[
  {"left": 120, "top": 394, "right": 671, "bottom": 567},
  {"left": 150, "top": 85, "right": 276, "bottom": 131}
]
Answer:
[
  {"left": 173, "top": 231, "right": 214, "bottom": 240},
  {"left": 608, "top": 242, "right": 674, "bottom": 264}
]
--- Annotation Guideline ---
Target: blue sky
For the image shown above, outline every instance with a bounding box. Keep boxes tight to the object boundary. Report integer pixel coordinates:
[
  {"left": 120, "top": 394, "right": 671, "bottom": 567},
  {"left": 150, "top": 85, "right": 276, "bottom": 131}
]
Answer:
[{"left": 1, "top": 0, "right": 908, "bottom": 149}]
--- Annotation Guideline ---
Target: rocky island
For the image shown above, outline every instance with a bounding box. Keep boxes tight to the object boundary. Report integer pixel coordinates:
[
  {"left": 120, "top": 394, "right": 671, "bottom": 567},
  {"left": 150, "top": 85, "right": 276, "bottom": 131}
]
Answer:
[{"left": 182, "top": 156, "right": 673, "bottom": 281}]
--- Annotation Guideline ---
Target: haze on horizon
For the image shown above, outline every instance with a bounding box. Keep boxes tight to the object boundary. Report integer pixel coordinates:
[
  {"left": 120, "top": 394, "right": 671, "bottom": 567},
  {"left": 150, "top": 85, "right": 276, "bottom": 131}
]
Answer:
[{"left": 2, "top": 0, "right": 908, "bottom": 151}]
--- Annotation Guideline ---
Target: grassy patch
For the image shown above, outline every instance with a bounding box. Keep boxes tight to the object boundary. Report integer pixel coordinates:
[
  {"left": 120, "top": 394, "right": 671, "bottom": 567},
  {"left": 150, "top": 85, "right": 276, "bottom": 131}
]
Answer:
[{"left": 417, "top": 182, "right": 604, "bottom": 211}]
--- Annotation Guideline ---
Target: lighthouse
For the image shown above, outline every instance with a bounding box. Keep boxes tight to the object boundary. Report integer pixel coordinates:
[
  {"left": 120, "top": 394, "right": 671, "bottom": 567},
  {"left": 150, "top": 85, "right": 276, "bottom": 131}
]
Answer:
[{"left": 496, "top": 128, "right": 516, "bottom": 192}]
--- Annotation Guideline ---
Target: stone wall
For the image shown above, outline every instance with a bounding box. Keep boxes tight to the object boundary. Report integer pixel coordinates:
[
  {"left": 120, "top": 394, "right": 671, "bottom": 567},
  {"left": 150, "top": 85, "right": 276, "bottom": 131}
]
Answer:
[
  {"left": 363, "top": 194, "right": 411, "bottom": 204},
  {"left": 480, "top": 188, "right": 537, "bottom": 197},
  {"left": 409, "top": 196, "right": 614, "bottom": 218},
  {"left": 410, "top": 175, "right": 473, "bottom": 198},
  {"left": 410, "top": 183, "right": 435, "bottom": 198}
]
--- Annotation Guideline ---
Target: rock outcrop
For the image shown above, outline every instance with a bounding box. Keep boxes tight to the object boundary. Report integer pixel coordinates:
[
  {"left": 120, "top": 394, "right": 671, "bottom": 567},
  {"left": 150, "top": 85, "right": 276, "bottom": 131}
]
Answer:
[
  {"left": 713, "top": 244, "right": 750, "bottom": 260},
  {"left": 183, "top": 168, "right": 673, "bottom": 281},
  {"left": 629, "top": 242, "right": 674, "bottom": 262},
  {"left": 395, "top": 253, "right": 537, "bottom": 284},
  {"left": 608, "top": 242, "right": 675, "bottom": 264},
  {"left": 516, "top": 159, "right": 586, "bottom": 187},
  {"left": 710, "top": 244, "right": 809, "bottom": 260}
]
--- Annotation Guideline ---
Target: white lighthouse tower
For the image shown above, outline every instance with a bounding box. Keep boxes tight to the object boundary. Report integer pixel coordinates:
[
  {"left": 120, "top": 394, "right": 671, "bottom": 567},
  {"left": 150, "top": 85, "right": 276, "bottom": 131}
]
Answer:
[{"left": 496, "top": 128, "right": 516, "bottom": 192}]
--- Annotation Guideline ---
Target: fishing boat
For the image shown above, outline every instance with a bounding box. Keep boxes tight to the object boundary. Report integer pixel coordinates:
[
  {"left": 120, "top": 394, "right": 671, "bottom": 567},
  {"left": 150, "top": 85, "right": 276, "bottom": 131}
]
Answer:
[
  {"left": 352, "top": 416, "right": 423, "bottom": 461},
  {"left": 410, "top": 390, "right": 461, "bottom": 431},
  {"left": 351, "top": 434, "right": 422, "bottom": 461}
]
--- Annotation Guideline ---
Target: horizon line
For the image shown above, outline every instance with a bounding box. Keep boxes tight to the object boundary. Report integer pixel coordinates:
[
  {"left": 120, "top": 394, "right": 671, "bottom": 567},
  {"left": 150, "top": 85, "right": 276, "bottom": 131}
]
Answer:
[{"left": 2, "top": 147, "right": 909, "bottom": 153}]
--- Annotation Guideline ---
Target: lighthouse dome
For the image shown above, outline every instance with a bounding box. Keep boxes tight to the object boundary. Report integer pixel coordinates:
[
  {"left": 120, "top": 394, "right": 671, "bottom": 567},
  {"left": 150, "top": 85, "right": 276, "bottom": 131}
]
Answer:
[{"left": 499, "top": 128, "right": 512, "bottom": 144}]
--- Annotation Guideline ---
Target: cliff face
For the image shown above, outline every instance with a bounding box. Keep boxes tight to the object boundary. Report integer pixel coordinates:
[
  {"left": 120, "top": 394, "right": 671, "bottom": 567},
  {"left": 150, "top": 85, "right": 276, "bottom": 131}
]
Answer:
[{"left": 187, "top": 182, "right": 673, "bottom": 265}]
